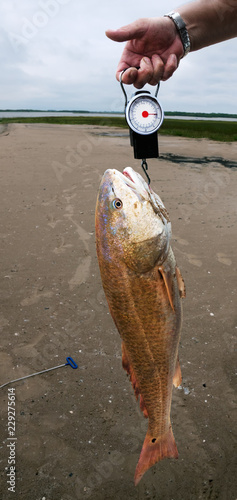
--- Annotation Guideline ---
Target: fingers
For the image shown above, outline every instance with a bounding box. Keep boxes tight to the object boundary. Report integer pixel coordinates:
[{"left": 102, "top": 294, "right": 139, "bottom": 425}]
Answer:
[
  {"left": 116, "top": 67, "right": 139, "bottom": 84},
  {"left": 117, "top": 57, "right": 154, "bottom": 88},
  {"left": 133, "top": 57, "right": 154, "bottom": 88},
  {"left": 149, "top": 54, "right": 179, "bottom": 83},
  {"left": 162, "top": 53, "right": 179, "bottom": 80},
  {"left": 118, "top": 54, "right": 179, "bottom": 86},
  {"left": 106, "top": 18, "right": 180, "bottom": 86},
  {"left": 149, "top": 54, "right": 165, "bottom": 85},
  {"left": 120, "top": 56, "right": 164, "bottom": 88},
  {"left": 106, "top": 28, "right": 127, "bottom": 42}
]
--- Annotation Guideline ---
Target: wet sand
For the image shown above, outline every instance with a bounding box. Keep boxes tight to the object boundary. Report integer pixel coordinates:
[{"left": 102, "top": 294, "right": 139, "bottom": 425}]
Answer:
[{"left": 0, "top": 123, "right": 236, "bottom": 500}]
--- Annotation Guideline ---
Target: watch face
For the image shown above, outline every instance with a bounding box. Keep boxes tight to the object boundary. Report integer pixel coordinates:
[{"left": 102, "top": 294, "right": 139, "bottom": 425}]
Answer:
[{"left": 126, "top": 93, "right": 163, "bottom": 135}]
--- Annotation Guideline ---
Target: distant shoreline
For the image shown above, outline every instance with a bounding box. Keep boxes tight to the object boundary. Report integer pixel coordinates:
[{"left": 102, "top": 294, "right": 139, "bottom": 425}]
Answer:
[{"left": 0, "top": 109, "right": 237, "bottom": 119}]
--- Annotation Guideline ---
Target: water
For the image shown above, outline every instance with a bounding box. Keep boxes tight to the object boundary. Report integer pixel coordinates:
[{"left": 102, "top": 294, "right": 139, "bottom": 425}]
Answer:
[{"left": 166, "top": 115, "right": 237, "bottom": 122}]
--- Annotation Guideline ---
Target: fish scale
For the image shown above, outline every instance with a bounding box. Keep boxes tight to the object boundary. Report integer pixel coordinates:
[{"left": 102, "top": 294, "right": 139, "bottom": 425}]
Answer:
[
  {"left": 95, "top": 167, "right": 185, "bottom": 485},
  {"left": 103, "top": 255, "right": 180, "bottom": 420}
]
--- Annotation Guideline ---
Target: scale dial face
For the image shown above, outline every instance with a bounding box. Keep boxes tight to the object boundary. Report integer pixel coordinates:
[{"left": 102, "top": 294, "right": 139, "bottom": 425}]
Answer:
[{"left": 126, "top": 93, "right": 164, "bottom": 135}]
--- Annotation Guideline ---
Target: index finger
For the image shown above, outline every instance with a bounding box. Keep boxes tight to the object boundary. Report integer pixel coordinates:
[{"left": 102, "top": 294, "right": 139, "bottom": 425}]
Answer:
[
  {"left": 131, "top": 57, "right": 154, "bottom": 89},
  {"left": 116, "top": 66, "right": 139, "bottom": 84},
  {"left": 106, "top": 20, "right": 147, "bottom": 43}
]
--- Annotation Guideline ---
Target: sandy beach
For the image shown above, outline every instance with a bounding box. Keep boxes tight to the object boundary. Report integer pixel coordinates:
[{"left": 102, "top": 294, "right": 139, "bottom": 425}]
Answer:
[{"left": 0, "top": 123, "right": 236, "bottom": 500}]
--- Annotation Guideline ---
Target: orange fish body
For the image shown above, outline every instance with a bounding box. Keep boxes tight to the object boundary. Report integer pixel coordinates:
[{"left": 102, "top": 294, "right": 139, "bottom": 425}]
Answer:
[{"left": 95, "top": 167, "right": 185, "bottom": 485}]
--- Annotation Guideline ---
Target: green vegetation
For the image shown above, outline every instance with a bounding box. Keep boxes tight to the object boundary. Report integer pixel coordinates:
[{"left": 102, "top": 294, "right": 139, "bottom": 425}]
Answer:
[
  {"left": 165, "top": 111, "right": 237, "bottom": 119},
  {"left": 0, "top": 115, "right": 127, "bottom": 128},
  {"left": 0, "top": 115, "right": 236, "bottom": 141},
  {"left": 160, "top": 118, "right": 237, "bottom": 142}
]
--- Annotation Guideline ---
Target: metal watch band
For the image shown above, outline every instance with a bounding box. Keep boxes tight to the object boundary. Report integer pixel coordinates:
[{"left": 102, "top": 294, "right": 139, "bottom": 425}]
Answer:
[{"left": 164, "top": 11, "right": 191, "bottom": 57}]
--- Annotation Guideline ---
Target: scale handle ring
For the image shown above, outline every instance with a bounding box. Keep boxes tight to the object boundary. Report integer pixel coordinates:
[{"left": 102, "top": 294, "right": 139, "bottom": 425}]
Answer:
[
  {"left": 119, "top": 69, "right": 128, "bottom": 108},
  {"left": 119, "top": 68, "right": 160, "bottom": 108}
]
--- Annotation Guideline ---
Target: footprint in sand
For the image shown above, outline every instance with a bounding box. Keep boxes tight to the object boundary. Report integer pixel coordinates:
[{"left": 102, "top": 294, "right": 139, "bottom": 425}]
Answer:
[
  {"left": 216, "top": 253, "right": 232, "bottom": 266},
  {"left": 186, "top": 254, "right": 203, "bottom": 267},
  {"left": 47, "top": 214, "right": 63, "bottom": 229},
  {"left": 173, "top": 235, "right": 203, "bottom": 267},
  {"left": 69, "top": 255, "right": 91, "bottom": 289},
  {"left": 173, "top": 235, "right": 189, "bottom": 246},
  {"left": 53, "top": 236, "right": 73, "bottom": 255},
  {"left": 21, "top": 288, "right": 53, "bottom": 306},
  {"left": 0, "top": 315, "right": 9, "bottom": 329}
]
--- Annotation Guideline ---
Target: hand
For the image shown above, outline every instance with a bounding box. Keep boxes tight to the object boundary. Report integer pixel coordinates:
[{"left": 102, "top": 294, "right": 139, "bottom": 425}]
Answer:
[{"left": 106, "top": 17, "right": 184, "bottom": 88}]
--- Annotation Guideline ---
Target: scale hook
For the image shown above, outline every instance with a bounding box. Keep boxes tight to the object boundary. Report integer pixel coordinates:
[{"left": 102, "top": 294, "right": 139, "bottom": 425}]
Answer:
[{"left": 141, "top": 159, "right": 151, "bottom": 185}]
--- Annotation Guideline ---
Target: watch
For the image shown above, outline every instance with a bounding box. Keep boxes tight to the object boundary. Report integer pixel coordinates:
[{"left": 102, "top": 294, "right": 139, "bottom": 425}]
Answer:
[{"left": 164, "top": 11, "right": 191, "bottom": 57}]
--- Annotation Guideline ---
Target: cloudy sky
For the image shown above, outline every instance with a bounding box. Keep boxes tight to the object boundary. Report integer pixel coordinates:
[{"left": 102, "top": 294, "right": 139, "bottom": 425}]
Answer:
[{"left": 0, "top": 0, "right": 237, "bottom": 113}]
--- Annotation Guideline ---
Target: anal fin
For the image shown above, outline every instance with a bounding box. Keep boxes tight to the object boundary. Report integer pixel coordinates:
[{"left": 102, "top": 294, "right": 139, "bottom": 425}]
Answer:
[{"left": 121, "top": 342, "right": 148, "bottom": 418}]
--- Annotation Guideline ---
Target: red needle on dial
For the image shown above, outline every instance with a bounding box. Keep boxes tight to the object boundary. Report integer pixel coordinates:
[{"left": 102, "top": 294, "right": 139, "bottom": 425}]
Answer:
[{"left": 142, "top": 111, "right": 157, "bottom": 118}]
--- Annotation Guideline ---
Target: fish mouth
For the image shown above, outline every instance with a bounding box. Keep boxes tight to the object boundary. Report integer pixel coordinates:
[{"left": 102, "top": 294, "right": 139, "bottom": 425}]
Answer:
[
  {"left": 102, "top": 167, "right": 172, "bottom": 252},
  {"left": 122, "top": 167, "right": 142, "bottom": 186},
  {"left": 121, "top": 167, "right": 169, "bottom": 221},
  {"left": 108, "top": 167, "right": 170, "bottom": 229},
  {"left": 112, "top": 168, "right": 148, "bottom": 201}
]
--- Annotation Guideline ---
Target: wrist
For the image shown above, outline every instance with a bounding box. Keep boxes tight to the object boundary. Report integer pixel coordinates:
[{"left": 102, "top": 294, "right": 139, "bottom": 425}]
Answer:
[{"left": 164, "top": 11, "right": 191, "bottom": 57}]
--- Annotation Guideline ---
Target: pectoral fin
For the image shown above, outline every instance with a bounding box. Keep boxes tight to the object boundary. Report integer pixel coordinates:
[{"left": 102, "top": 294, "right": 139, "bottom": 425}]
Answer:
[
  {"left": 158, "top": 265, "right": 175, "bottom": 311},
  {"left": 158, "top": 264, "right": 185, "bottom": 312}
]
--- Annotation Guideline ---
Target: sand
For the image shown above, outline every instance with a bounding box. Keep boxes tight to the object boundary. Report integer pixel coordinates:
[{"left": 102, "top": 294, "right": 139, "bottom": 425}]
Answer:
[{"left": 0, "top": 123, "right": 236, "bottom": 500}]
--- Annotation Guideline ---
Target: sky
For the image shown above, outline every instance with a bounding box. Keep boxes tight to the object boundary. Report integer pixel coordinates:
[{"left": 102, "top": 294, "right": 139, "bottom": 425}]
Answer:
[{"left": 0, "top": 0, "right": 237, "bottom": 114}]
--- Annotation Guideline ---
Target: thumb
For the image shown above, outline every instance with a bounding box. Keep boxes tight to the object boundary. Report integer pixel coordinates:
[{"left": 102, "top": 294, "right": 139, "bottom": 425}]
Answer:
[{"left": 106, "top": 20, "right": 146, "bottom": 42}]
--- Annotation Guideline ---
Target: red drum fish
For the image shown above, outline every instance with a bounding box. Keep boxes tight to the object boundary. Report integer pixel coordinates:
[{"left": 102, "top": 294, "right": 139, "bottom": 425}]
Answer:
[{"left": 95, "top": 167, "right": 185, "bottom": 485}]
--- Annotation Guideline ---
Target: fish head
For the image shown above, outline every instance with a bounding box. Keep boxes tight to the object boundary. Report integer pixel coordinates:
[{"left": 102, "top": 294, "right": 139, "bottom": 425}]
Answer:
[{"left": 95, "top": 167, "right": 171, "bottom": 273}]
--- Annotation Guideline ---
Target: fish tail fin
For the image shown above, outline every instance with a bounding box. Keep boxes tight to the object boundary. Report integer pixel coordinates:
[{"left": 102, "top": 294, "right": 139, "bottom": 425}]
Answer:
[
  {"left": 134, "top": 426, "right": 178, "bottom": 486},
  {"left": 173, "top": 356, "right": 182, "bottom": 387}
]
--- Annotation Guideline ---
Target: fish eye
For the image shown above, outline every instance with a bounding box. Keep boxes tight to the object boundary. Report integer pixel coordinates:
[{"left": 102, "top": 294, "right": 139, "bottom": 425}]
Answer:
[{"left": 112, "top": 198, "right": 123, "bottom": 210}]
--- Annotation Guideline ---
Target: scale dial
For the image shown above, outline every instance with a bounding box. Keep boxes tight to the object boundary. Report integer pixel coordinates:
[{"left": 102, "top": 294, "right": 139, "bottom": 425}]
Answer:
[{"left": 126, "top": 93, "right": 164, "bottom": 135}]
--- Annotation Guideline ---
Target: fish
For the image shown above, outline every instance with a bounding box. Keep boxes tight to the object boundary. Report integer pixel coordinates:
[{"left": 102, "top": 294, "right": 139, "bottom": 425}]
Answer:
[{"left": 95, "top": 167, "right": 185, "bottom": 485}]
